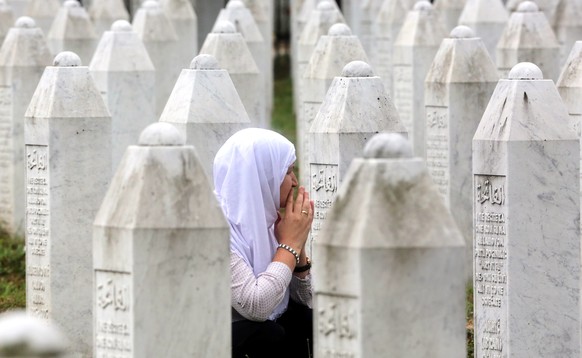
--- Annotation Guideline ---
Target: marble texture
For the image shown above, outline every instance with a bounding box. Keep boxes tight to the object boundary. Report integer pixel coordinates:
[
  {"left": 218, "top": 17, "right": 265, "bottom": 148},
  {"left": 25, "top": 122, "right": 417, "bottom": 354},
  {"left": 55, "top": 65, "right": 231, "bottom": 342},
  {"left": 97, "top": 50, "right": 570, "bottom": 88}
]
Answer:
[
  {"left": 506, "top": 0, "right": 559, "bottom": 25},
  {"left": 89, "top": 20, "right": 156, "bottom": 172},
  {"left": 0, "top": 1, "right": 15, "bottom": 46},
  {"left": 132, "top": 0, "right": 179, "bottom": 118},
  {"left": 307, "top": 61, "right": 406, "bottom": 253},
  {"left": 313, "top": 133, "right": 466, "bottom": 358},
  {"left": 372, "top": 0, "right": 416, "bottom": 97},
  {"left": 159, "top": 54, "right": 251, "bottom": 178},
  {"left": 393, "top": 0, "right": 447, "bottom": 158},
  {"left": 295, "top": 0, "right": 345, "bottom": 116},
  {"left": 358, "top": 0, "right": 383, "bottom": 57},
  {"left": 434, "top": 0, "right": 466, "bottom": 31},
  {"left": 24, "top": 0, "right": 59, "bottom": 35},
  {"left": 93, "top": 122, "right": 230, "bottom": 358},
  {"left": 556, "top": 41, "right": 582, "bottom": 225},
  {"left": 24, "top": 51, "right": 112, "bottom": 357},
  {"left": 215, "top": 0, "right": 268, "bottom": 125},
  {"left": 88, "top": 0, "right": 130, "bottom": 36},
  {"left": 472, "top": 62, "right": 580, "bottom": 358},
  {"left": 552, "top": 0, "right": 582, "bottom": 65},
  {"left": 242, "top": 0, "right": 274, "bottom": 114},
  {"left": 424, "top": 25, "right": 498, "bottom": 279},
  {"left": 0, "top": 17, "right": 52, "bottom": 236},
  {"left": 496, "top": 1, "right": 560, "bottom": 81},
  {"left": 160, "top": 0, "right": 198, "bottom": 78},
  {"left": 47, "top": 0, "right": 98, "bottom": 65},
  {"left": 199, "top": 21, "right": 265, "bottom": 128},
  {"left": 458, "top": 0, "right": 509, "bottom": 61},
  {"left": 300, "top": 23, "right": 368, "bottom": 185}
]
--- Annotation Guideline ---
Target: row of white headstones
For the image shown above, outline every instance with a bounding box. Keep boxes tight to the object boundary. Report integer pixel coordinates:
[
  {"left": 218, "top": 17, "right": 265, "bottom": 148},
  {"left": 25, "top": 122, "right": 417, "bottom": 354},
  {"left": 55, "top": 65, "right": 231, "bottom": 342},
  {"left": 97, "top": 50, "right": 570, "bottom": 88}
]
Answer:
[{"left": 0, "top": 0, "right": 582, "bottom": 357}]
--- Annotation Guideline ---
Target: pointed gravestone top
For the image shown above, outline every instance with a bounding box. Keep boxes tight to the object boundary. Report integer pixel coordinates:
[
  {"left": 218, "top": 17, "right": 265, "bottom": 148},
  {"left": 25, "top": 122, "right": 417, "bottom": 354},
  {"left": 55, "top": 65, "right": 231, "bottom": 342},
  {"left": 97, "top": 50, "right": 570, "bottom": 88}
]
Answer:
[
  {"left": 213, "top": 20, "right": 236, "bottom": 34},
  {"left": 25, "top": 0, "right": 60, "bottom": 16},
  {"left": 450, "top": 25, "right": 475, "bottom": 38},
  {"left": 111, "top": 19, "right": 132, "bottom": 32},
  {"left": 508, "top": 61, "right": 543, "bottom": 80},
  {"left": 328, "top": 22, "right": 351, "bottom": 36},
  {"left": 227, "top": 0, "right": 245, "bottom": 9},
  {"left": 138, "top": 122, "right": 185, "bottom": 146},
  {"left": 89, "top": 0, "right": 129, "bottom": 20},
  {"left": 518, "top": 1, "right": 539, "bottom": 12},
  {"left": 48, "top": 0, "right": 96, "bottom": 39},
  {"left": 133, "top": 0, "right": 177, "bottom": 41},
  {"left": 363, "top": 132, "right": 413, "bottom": 159},
  {"left": 317, "top": 0, "right": 335, "bottom": 11},
  {"left": 160, "top": 0, "right": 196, "bottom": 19},
  {"left": 15, "top": 15, "right": 34, "bottom": 28},
  {"left": 414, "top": 0, "right": 432, "bottom": 11},
  {"left": 190, "top": 53, "right": 220, "bottom": 69},
  {"left": 53, "top": 51, "right": 81, "bottom": 66},
  {"left": 0, "top": 16, "right": 52, "bottom": 67},
  {"left": 342, "top": 60, "right": 374, "bottom": 77}
]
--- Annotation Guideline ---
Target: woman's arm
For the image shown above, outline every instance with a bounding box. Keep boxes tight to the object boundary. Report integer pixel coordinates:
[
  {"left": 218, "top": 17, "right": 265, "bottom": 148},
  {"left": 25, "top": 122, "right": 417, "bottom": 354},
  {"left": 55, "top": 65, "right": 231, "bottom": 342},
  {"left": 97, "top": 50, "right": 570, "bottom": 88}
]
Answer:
[{"left": 231, "top": 252, "right": 292, "bottom": 322}]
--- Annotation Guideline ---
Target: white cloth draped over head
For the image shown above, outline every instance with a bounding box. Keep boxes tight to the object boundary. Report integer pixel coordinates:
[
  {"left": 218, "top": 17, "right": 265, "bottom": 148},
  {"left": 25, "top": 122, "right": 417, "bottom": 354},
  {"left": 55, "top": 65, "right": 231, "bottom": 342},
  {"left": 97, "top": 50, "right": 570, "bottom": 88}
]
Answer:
[{"left": 213, "top": 128, "right": 296, "bottom": 320}]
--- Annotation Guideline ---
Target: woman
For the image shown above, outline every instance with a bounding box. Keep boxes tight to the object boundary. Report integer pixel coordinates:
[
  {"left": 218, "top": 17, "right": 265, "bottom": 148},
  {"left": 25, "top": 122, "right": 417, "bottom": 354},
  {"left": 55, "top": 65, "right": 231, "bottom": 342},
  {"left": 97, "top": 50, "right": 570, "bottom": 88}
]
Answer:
[{"left": 213, "top": 128, "right": 314, "bottom": 358}]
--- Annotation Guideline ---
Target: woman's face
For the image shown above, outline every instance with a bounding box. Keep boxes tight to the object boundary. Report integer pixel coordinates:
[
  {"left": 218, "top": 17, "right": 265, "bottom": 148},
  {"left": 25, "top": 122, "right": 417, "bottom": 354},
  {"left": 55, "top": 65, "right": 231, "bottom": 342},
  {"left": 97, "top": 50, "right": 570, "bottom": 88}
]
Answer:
[{"left": 280, "top": 162, "right": 298, "bottom": 208}]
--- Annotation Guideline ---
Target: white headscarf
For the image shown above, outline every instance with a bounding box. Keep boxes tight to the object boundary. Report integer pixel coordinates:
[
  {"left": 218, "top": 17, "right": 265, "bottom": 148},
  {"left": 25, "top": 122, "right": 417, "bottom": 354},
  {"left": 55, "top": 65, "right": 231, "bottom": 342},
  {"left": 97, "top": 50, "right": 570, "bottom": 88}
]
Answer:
[{"left": 213, "top": 128, "right": 296, "bottom": 319}]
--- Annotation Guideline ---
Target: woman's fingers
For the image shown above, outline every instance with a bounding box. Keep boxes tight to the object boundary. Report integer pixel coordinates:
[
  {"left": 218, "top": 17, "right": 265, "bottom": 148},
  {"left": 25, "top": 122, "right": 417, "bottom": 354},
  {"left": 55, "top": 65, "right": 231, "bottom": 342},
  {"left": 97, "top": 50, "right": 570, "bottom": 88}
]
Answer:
[
  {"left": 294, "top": 186, "right": 305, "bottom": 213},
  {"left": 285, "top": 185, "right": 294, "bottom": 211}
]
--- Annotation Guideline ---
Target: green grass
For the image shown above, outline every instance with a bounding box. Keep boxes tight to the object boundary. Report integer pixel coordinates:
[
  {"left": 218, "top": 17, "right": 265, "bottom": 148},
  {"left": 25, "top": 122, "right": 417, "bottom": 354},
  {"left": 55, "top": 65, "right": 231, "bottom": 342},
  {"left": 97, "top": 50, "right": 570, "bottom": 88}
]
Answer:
[
  {"left": 466, "top": 282, "right": 474, "bottom": 358},
  {"left": 272, "top": 54, "right": 297, "bottom": 146},
  {"left": 0, "top": 228, "right": 25, "bottom": 311}
]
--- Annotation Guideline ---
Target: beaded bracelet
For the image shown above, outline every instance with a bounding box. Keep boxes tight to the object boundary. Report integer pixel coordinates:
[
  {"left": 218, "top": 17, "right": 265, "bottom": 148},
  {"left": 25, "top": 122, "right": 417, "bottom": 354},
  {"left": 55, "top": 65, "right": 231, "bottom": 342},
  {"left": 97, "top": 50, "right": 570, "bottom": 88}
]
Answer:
[{"left": 277, "top": 243, "right": 300, "bottom": 264}]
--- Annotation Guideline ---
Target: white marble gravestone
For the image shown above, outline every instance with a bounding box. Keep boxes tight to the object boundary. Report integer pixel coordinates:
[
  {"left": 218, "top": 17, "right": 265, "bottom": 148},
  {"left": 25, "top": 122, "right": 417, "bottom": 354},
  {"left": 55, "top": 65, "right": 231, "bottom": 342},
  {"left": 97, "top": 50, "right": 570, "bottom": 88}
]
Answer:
[
  {"left": 300, "top": 23, "right": 368, "bottom": 184},
  {"left": 308, "top": 61, "right": 406, "bottom": 251},
  {"left": 159, "top": 0, "right": 198, "bottom": 80},
  {"left": 496, "top": 1, "right": 560, "bottom": 81},
  {"left": 372, "top": 0, "right": 416, "bottom": 97},
  {"left": 506, "top": 0, "right": 559, "bottom": 25},
  {"left": 88, "top": 0, "right": 130, "bottom": 36},
  {"left": 24, "top": 0, "right": 59, "bottom": 35},
  {"left": 314, "top": 133, "right": 466, "bottom": 358},
  {"left": 295, "top": 0, "right": 345, "bottom": 115},
  {"left": 393, "top": 0, "right": 447, "bottom": 157},
  {"left": 557, "top": 41, "right": 582, "bottom": 210},
  {"left": 159, "top": 54, "right": 251, "bottom": 177},
  {"left": 24, "top": 51, "right": 111, "bottom": 357},
  {"left": 425, "top": 25, "right": 498, "bottom": 278},
  {"left": 199, "top": 21, "right": 265, "bottom": 128},
  {"left": 0, "top": 17, "right": 51, "bottom": 236},
  {"left": 132, "top": 0, "right": 179, "bottom": 118},
  {"left": 0, "top": 311, "right": 67, "bottom": 357},
  {"left": 46, "top": 0, "right": 98, "bottom": 65},
  {"left": 473, "top": 62, "right": 580, "bottom": 358},
  {"left": 93, "top": 122, "right": 230, "bottom": 358},
  {"left": 358, "top": 0, "right": 383, "bottom": 56},
  {"left": 89, "top": 20, "right": 156, "bottom": 172},
  {"left": 0, "top": 1, "right": 15, "bottom": 46},
  {"left": 434, "top": 0, "right": 467, "bottom": 31},
  {"left": 552, "top": 0, "right": 582, "bottom": 65},
  {"left": 241, "top": 0, "right": 273, "bottom": 113},
  {"left": 216, "top": 0, "right": 269, "bottom": 121},
  {"left": 458, "top": 0, "right": 508, "bottom": 61}
]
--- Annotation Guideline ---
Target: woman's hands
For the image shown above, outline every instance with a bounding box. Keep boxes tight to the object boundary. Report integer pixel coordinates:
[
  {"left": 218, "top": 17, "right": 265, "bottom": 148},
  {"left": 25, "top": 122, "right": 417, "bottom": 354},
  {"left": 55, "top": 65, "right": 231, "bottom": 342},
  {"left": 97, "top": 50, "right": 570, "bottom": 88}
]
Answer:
[{"left": 275, "top": 186, "right": 314, "bottom": 256}]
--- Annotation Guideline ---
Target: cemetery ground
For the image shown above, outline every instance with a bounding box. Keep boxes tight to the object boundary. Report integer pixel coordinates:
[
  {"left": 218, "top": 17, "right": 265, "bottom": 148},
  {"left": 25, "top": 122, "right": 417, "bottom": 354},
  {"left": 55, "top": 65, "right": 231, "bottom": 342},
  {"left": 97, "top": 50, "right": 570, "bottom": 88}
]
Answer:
[{"left": 0, "top": 53, "right": 475, "bottom": 358}]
